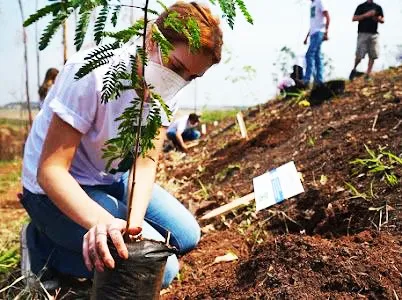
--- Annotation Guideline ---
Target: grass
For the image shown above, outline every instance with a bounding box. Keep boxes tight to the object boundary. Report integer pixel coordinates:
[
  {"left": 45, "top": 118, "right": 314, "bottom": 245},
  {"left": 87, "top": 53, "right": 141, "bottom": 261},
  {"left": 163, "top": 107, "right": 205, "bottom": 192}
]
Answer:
[
  {"left": 350, "top": 145, "right": 401, "bottom": 186},
  {"left": 200, "top": 109, "right": 239, "bottom": 124},
  {"left": 0, "top": 118, "right": 27, "bottom": 129},
  {"left": 0, "top": 159, "right": 25, "bottom": 281},
  {"left": 0, "top": 159, "right": 22, "bottom": 195}
]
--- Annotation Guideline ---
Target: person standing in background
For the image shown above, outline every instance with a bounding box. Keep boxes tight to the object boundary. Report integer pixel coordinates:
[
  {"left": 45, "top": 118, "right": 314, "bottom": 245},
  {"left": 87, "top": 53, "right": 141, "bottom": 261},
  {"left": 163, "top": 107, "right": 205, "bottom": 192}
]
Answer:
[
  {"left": 349, "top": 0, "right": 384, "bottom": 81},
  {"left": 38, "top": 68, "right": 59, "bottom": 108},
  {"left": 303, "top": 0, "right": 330, "bottom": 87}
]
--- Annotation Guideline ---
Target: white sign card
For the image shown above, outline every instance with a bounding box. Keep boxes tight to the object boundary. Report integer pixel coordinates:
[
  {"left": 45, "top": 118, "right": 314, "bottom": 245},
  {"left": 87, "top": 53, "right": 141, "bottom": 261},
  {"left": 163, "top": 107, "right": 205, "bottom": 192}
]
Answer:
[{"left": 253, "top": 161, "right": 304, "bottom": 211}]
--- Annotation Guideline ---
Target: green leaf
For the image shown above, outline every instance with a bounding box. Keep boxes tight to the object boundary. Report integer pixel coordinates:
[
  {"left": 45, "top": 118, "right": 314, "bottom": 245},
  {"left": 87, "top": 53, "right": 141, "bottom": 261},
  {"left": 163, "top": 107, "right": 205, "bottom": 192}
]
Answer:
[
  {"left": 111, "top": 4, "right": 121, "bottom": 27},
  {"left": 94, "top": 5, "right": 109, "bottom": 45},
  {"left": 24, "top": 2, "right": 63, "bottom": 27},
  {"left": 75, "top": 9, "right": 91, "bottom": 51},
  {"left": 39, "top": 12, "right": 69, "bottom": 50},
  {"left": 234, "top": 0, "right": 253, "bottom": 24},
  {"left": 101, "top": 61, "right": 126, "bottom": 103}
]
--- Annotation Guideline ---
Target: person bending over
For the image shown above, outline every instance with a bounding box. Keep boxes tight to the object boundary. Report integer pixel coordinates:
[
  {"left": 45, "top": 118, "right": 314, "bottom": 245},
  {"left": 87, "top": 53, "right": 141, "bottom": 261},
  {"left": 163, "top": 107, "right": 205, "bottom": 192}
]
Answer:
[
  {"left": 166, "top": 113, "right": 201, "bottom": 152},
  {"left": 20, "top": 1, "right": 222, "bottom": 289}
]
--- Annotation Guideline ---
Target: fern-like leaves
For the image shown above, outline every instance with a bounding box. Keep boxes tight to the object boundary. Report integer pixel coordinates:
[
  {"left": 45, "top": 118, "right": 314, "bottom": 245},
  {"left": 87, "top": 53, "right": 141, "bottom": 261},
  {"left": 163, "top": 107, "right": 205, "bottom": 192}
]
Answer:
[
  {"left": 103, "top": 19, "right": 144, "bottom": 43},
  {"left": 94, "top": 5, "right": 109, "bottom": 45},
  {"left": 23, "top": 2, "right": 63, "bottom": 27},
  {"left": 111, "top": 4, "right": 121, "bottom": 27},
  {"left": 234, "top": 0, "right": 253, "bottom": 24},
  {"left": 151, "top": 25, "right": 174, "bottom": 61},
  {"left": 75, "top": 42, "right": 121, "bottom": 80},
  {"left": 101, "top": 61, "right": 126, "bottom": 104},
  {"left": 75, "top": 9, "right": 91, "bottom": 51},
  {"left": 102, "top": 94, "right": 170, "bottom": 172},
  {"left": 162, "top": 12, "right": 200, "bottom": 52},
  {"left": 39, "top": 12, "right": 69, "bottom": 50}
]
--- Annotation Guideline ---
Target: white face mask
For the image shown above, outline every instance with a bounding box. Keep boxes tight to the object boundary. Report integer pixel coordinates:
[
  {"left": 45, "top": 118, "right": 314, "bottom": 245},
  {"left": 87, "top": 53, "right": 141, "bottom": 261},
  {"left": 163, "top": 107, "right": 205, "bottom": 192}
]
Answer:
[{"left": 144, "top": 47, "right": 189, "bottom": 101}]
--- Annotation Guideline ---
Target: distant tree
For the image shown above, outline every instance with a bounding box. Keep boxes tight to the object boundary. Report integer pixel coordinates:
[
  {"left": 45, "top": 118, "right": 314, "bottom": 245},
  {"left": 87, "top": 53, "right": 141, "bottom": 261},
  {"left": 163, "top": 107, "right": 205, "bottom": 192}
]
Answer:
[
  {"left": 17, "top": 0, "right": 33, "bottom": 127},
  {"left": 224, "top": 46, "right": 258, "bottom": 103}
]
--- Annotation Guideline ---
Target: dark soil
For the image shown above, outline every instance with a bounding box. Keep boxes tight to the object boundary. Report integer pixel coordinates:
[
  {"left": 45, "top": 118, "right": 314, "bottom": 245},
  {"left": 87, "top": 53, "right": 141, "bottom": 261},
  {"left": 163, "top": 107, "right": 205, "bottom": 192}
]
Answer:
[
  {"left": 1, "top": 68, "right": 401, "bottom": 299},
  {"left": 159, "top": 67, "right": 402, "bottom": 299}
]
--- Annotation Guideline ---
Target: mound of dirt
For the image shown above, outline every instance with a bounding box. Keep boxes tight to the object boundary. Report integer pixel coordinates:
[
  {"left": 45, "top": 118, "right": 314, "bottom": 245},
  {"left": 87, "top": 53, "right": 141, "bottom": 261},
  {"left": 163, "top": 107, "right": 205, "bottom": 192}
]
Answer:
[
  {"left": 0, "top": 125, "right": 26, "bottom": 160},
  {"left": 159, "top": 67, "right": 402, "bottom": 298}
]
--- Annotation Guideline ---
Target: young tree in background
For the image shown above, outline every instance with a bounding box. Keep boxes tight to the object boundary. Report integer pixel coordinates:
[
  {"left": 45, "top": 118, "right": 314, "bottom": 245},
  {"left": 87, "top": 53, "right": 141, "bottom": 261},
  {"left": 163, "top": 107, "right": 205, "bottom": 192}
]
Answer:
[{"left": 17, "top": 0, "right": 32, "bottom": 127}]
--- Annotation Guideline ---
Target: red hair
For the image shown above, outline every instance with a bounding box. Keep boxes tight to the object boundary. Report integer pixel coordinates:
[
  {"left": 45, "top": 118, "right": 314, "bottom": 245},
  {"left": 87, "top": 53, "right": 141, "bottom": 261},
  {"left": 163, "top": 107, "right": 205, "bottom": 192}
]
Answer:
[{"left": 155, "top": 2, "right": 223, "bottom": 64}]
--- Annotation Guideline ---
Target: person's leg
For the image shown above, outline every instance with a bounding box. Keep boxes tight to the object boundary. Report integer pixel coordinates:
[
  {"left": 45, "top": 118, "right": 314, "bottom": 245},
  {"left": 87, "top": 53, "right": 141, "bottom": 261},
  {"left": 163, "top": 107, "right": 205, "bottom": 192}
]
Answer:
[
  {"left": 21, "top": 185, "right": 180, "bottom": 288},
  {"left": 303, "top": 32, "right": 320, "bottom": 85},
  {"left": 367, "top": 34, "right": 379, "bottom": 77},
  {"left": 21, "top": 187, "right": 127, "bottom": 278},
  {"left": 166, "top": 131, "right": 181, "bottom": 150},
  {"left": 181, "top": 128, "right": 201, "bottom": 141},
  {"left": 350, "top": 33, "right": 365, "bottom": 80},
  {"left": 313, "top": 32, "right": 324, "bottom": 84},
  {"left": 145, "top": 184, "right": 201, "bottom": 254}
]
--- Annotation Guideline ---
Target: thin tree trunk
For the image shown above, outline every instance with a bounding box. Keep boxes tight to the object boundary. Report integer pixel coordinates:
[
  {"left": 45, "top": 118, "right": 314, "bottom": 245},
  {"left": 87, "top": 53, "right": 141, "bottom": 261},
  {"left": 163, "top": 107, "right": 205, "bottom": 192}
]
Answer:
[
  {"left": 35, "top": 0, "right": 40, "bottom": 90},
  {"left": 63, "top": 20, "right": 68, "bottom": 63},
  {"left": 17, "top": 0, "right": 33, "bottom": 127},
  {"left": 130, "top": 0, "right": 134, "bottom": 24}
]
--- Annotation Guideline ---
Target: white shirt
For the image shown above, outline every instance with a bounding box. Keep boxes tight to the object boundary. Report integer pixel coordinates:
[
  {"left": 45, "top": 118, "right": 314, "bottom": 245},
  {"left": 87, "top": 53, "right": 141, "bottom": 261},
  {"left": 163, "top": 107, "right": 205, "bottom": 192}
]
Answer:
[
  {"left": 22, "top": 45, "right": 178, "bottom": 194},
  {"left": 310, "top": 0, "right": 327, "bottom": 35},
  {"left": 167, "top": 115, "right": 190, "bottom": 135}
]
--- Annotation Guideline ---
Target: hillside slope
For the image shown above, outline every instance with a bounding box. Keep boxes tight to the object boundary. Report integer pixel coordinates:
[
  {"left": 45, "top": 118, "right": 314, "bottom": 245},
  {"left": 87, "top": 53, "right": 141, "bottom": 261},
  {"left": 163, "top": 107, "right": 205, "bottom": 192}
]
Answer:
[{"left": 159, "top": 67, "right": 402, "bottom": 299}]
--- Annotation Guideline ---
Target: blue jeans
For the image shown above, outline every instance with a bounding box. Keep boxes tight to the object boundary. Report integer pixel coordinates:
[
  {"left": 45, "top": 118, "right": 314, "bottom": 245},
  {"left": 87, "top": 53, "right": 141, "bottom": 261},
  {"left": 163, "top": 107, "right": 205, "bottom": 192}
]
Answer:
[
  {"left": 304, "top": 31, "right": 324, "bottom": 84},
  {"left": 167, "top": 128, "right": 201, "bottom": 150},
  {"left": 20, "top": 173, "right": 200, "bottom": 288}
]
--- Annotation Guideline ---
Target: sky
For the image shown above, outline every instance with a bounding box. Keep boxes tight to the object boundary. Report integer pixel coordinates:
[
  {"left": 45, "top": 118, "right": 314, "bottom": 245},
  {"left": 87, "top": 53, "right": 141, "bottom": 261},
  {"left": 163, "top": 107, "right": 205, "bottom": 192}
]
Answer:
[{"left": 0, "top": 0, "right": 401, "bottom": 109}]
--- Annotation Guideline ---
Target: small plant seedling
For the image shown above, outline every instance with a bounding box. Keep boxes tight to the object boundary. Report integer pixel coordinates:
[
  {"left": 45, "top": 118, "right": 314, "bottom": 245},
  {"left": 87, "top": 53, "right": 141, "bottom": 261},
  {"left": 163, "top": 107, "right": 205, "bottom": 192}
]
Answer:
[
  {"left": 307, "top": 136, "right": 316, "bottom": 147},
  {"left": 350, "top": 145, "right": 401, "bottom": 186},
  {"left": 345, "top": 182, "right": 368, "bottom": 200},
  {"left": 215, "top": 164, "right": 241, "bottom": 182}
]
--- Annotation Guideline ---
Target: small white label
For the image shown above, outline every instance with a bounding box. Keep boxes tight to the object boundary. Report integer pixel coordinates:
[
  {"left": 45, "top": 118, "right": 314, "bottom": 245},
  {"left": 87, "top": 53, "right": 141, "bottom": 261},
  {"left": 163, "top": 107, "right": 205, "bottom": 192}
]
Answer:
[{"left": 253, "top": 161, "right": 304, "bottom": 211}]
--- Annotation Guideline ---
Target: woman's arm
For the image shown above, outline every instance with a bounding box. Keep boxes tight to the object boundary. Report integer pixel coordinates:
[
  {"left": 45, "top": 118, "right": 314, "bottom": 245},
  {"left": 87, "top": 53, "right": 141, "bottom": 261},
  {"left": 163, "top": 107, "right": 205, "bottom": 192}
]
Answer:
[
  {"left": 37, "top": 114, "right": 115, "bottom": 230},
  {"left": 127, "top": 127, "right": 167, "bottom": 229},
  {"left": 82, "top": 127, "right": 167, "bottom": 272}
]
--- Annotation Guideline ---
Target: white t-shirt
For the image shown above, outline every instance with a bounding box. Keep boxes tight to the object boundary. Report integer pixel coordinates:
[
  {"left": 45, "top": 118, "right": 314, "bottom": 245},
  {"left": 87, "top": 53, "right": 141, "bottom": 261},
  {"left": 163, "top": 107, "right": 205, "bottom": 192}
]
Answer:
[
  {"left": 310, "top": 0, "right": 328, "bottom": 35},
  {"left": 167, "top": 115, "right": 190, "bottom": 135},
  {"left": 22, "top": 45, "right": 179, "bottom": 194}
]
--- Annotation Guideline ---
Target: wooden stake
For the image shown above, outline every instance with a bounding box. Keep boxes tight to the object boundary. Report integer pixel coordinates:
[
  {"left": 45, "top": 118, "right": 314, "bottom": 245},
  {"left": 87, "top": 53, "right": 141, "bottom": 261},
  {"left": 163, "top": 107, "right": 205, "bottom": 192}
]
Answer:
[
  {"left": 201, "top": 192, "right": 255, "bottom": 220},
  {"left": 372, "top": 112, "right": 379, "bottom": 132},
  {"left": 236, "top": 112, "right": 248, "bottom": 139},
  {"left": 201, "top": 124, "right": 207, "bottom": 135}
]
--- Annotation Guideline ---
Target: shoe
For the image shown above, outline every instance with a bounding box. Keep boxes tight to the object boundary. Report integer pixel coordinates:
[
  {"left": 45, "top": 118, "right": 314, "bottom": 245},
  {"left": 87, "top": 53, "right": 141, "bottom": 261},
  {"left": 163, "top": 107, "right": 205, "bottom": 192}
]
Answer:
[
  {"left": 349, "top": 69, "right": 357, "bottom": 81},
  {"left": 20, "top": 224, "right": 61, "bottom": 291}
]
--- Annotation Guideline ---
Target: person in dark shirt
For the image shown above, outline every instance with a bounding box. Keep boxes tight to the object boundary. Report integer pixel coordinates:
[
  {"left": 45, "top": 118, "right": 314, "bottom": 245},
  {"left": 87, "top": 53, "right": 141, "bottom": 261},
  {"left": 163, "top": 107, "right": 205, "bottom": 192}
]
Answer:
[{"left": 349, "top": 0, "right": 384, "bottom": 81}]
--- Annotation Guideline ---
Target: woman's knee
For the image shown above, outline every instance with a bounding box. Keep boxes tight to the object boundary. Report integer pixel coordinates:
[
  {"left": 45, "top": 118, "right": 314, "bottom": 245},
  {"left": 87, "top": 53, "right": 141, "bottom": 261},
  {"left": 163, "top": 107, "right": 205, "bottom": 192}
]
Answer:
[
  {"left": 148, "top": 185, "right": 200, "bottom": 253},
  {"left": 177, "top": 217, "right": 200, "bottom": 254}
]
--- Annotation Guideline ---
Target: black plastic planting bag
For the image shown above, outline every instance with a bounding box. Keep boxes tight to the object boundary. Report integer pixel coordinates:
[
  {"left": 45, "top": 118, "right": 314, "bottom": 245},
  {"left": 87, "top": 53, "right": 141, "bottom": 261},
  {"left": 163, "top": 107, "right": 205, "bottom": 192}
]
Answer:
[{"left": 91, "top": 239, "right": 176, "bottom": 300}]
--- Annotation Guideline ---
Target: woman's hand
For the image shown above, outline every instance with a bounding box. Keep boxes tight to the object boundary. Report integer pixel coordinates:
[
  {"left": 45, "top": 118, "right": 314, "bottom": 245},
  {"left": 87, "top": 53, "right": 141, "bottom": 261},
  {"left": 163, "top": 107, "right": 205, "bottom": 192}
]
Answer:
[{"left": 82, "top": 218, "right": 142, "bottom": 272}]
